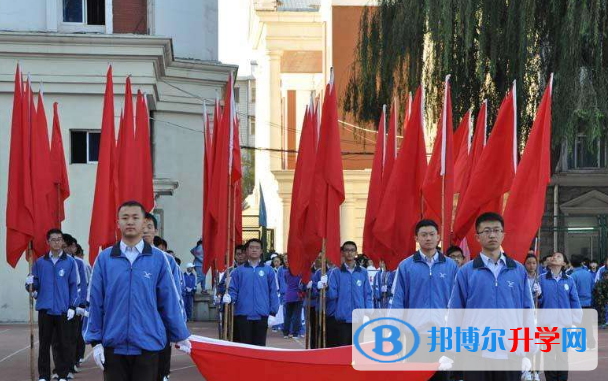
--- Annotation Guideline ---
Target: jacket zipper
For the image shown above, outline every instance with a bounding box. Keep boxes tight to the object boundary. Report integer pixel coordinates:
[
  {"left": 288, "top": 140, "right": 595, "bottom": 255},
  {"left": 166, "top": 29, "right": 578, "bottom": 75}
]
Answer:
[{"left": 126, "top": 257, "right": 134, "bottom": 354}]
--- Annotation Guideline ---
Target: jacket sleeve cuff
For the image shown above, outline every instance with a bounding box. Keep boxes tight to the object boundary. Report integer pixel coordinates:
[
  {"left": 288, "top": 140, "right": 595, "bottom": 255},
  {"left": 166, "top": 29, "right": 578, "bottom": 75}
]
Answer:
[{"left": 90, "top": 341, "right": 101, "bottom": 347}]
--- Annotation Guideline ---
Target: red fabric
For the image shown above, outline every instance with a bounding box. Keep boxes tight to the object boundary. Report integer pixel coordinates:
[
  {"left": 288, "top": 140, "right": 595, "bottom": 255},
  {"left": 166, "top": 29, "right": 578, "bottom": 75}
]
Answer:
[
  {"left": 6, "top": 65, "right": 34, "bottom": 267},
  {"left": 453, "top": 111, "right": 470, "bottom": 193},
  {"left": 288, "top": 106, "right": 321, "bottom": 282},
  {"left": 311, "top": 81, "right": 345, "bottom": 266},
  {"left": 374, "top": 88, "right": 427, "bottom": 270},
  {"left": 363, "top": 107, "right": 386, "bottom": 264},
  {"left": 135, "top": 91, "right": 155, "bottom": 212},
  {"left": 232, "top": 116, "right": 243, "bottom": 248},
  {"left": 49, "top": 103, "right": 70, "bottom": 227},
  {"left": 208, "top": 75, "right": 235, "bottom": 272},
  {"left": 453, "top": 87, "right": 517, "bottom": 242},
  {"left": 503, "top": 79, "right": 552, "bottom": 262},
  {"left": 202, "top": 108, "right": 214, "bottom": 273},
  {"left": 31, "top": 91, "right": 54, "bottom": 256},
  {"left": 190, "top": 337, "right": 435, "bottom": 381},
  {"left": 422, "top": 79, "right": 454, "bottom": 250},
  {"left": 116, "top": 77, "right": 139, "bottom": 205},
  {"left": 89, "top": 67, "right": 118, "bottom": 264}
]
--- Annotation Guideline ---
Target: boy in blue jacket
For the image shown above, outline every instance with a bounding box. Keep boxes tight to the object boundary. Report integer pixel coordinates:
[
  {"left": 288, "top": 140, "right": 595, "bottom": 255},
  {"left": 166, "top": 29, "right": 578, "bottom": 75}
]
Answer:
[
  {"left": 373, "top": 260, "right": 394, "bottom": 309},
  {"left": 321, "top": 241, "right": 372, "bottom": 346},
  {"left": 25, "top": 228, "right": 78, "bottom": 381},
  {"left": 84, "top": 201, "right": 190, "bottom": 381},
  {"left": 183, "top": 263, "right": 198, "bottom": 321},
  {"left": 570, "top": 254, "right": 596, "bottom": 350},
  {"left": 539, "top": 252, "right": 582, "bottom": 381},
  {"left": 447, "top": 212, "right": 534, "bottom": 381},
  {"left": 224, "top": 238, "right": 279, "bottom": 346}
]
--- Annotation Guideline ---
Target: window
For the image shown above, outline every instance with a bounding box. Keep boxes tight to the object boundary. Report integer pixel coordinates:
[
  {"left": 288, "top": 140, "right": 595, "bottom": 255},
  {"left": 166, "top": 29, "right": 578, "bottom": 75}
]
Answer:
[
  {"left": 234, "top": 87, "right": 240, "bottom": 103},
  {"left": 249, "top": 117, "right": 255, "bottom": 136},
  {"left": 250, "top": 85, "right": 256, "bottom": 103},
  {"left": 71, "top": 130, "right": 101, "bottom": 164},
  {"left": 62, "top": 0, "right": 105, "bottom": 25},
  {"left": 570, "top": 134, "right": 607, "bottom": 169}
]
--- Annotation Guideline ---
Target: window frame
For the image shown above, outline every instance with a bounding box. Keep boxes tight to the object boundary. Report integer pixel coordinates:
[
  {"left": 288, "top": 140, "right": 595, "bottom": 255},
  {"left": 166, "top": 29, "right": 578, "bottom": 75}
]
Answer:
[
  {"left": 70, "top": 129, "right": 101, "bottom": 164},
  {"left": 57, "top": 0, "right": 112, "bottom": 33}
]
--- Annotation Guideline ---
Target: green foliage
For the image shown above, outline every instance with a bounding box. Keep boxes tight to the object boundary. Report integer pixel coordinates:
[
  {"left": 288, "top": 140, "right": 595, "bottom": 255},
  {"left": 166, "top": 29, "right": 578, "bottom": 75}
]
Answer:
[{"left": 344, "top": 0, "right": 608, "bottom": 149}]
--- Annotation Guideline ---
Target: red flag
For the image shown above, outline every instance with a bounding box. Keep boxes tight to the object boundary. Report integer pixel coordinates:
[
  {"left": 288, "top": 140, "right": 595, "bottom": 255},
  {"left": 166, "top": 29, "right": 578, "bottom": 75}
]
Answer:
[
  {"left": 452, "top": 83, "right": 518, "bottom": 242},
  {"left": 6, "top": 65, "right": 34, "bottom": 267},
  {"left": 363, "top": 106, "right": 387, "bottom": 264},
  {"left": 422, "top": 77, "right": 454, "bottom": 250},
  {"left": 207, "top": 74, "right": 235, "bottom": 272},
  {"left": 135, "top": 90, "right": 155, "bottom": 211},
  {"left": 374, "top": 87, "right": 427, "bottom": 270},
  {"left": 502, "top": 76, "right": 553, "bottom": 261},
  {"left": 312, "top": 73, "right": 345, "bottom": 266},
  {"left": 49, "top": 103, "right": 70, "bottom": 227},
  {"left": 232, "top": 113, "right": 243, "bottom": 248},
  {"left": 31, "top": 89, "right": 55, "bottom": 256},
  {"left": 453, "top": 110, "right": 471, "bottom": 193},
  {"left": 202, "top": 104, "right": 214, "bottom": 269},
  {"left": 89, "top": 66, "right": 118, "bottom": 264},
  {"left": 116, "top": 77, "right": 139, "bottom": 205}
]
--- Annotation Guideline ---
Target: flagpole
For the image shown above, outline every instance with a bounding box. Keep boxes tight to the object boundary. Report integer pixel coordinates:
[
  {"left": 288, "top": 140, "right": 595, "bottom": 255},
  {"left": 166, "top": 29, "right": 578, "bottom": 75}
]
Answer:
[
  {"left": 28, "top": 242, "right": 35, "bottom": 381},
  {"left": 320, "top": 239, "right": 326, "bottom": 348},
  {"left": 229, "top": 183, "right": 237, "bottom": 342},
  {"left": 305, "top": 288, "right": 311, "bottom": 349},
  {"left": 223, "top": 179, "right": 233, "bottom": 341}
]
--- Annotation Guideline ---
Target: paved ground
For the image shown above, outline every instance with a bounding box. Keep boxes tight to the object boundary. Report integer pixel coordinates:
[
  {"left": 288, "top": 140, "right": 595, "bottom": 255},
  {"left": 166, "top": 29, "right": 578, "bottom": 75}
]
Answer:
[{"left": 0, "top": 322, "right": 605, "bottom": 380}]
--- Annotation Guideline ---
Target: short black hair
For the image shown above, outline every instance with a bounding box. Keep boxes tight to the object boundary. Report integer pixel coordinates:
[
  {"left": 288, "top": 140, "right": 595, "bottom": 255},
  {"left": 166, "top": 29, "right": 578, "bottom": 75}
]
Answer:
[
  {"left": 570, "top": 255, "right": 583, "bottom": 268},
  {"left": 590, "top": 259, "right": 598, "bottom": 265},
  {"left": 62, "top": 233, "right": 77, "bottom": 246},
  {"left": 117, "top": 200, "right": 146, "bottom": 217},
  {"left": 75, "top": 244, "right": 84, "bottom": 255},
  {"left": 235, "top": 245, "right": 245, "bottom": 253},
  {"left": 162, "top": 239, "right": 168, "bottom": 248},
  {"left": 245, "top": 238, "right": 263, "bottom": 249},
  {"left": 196, "top": 239, "right": 203, "bottom": 246},
  {"left": 46, "top": 228, "right": 63, "bottom": 240},
  {"left": 475, "top": 212, "right": 504, "bottom": 231},
  {"left": 524, "top": 254, "right": 538, "bottom": 263},
  {"left": 446, "top": 245, "right": 463, "bottom": 257},
  {"left": 541, "top": 255, "right": 551, "bottom": 264},
  {"left": 415, "top": 219, "right": 439, "bottom": 234},
  {"left": 174, "top": 257, "right": 182, "bottom": 266},
  {"left": 341, "top": 241, "right": 358, "bottom": 251},
  {"left": 167, "top": 250, "right": 174, "bottom": 255},
  {"left": 145, "top": 212, "right": 158, "bottom": 230},
  {"left": 153, "top": 236, "right": 164, "bottom": 247}
]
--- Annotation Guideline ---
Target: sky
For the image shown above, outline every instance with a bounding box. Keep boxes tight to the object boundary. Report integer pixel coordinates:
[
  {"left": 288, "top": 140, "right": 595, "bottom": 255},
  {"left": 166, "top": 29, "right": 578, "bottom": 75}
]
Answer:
[{"left": 218, "top": 0, "right": 255, "bottom": 77}]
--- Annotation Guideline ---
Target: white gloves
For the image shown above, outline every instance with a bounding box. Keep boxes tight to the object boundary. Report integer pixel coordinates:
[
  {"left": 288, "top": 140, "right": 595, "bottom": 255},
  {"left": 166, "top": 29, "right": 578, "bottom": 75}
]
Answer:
[
  {"left": 222, "top": 294, "right": 232, "bottom": 304},
  {"left": 317, "top": 275, "right": 328, "bottom": 289},
  {"left": 76, "top": 307, "right": 86, "bottom": 317},
  {"left": 533, "top": 283, "right": 541, "bottom": 296},
  {"left": 93, "top": 344, "right": 105, "bottom": 370},
  {"left": 186, "top": 287, "right": 192, "bottom": 293},
  {"left": 25, "top": 275, "right": 34, "bottom": 285},
  {"left": 306, "top": 281, "right": 313, "bottom": 290},
  {"left": 381, "top": 285, "right": 388, "bottom": 293},
  {"left": 176, "top": 338, "right": 192, "bottom": 354},
  {"left": 438, "top": 356, "right": 454, "bottom": 371},
  {"left": 522, "top": 357, "right": 532, "bottom": 372},
  {"left": 214, "top": 295, "right": 220, "bottom": 304},
  {"left": 66, "top": 308, "right": 75, "bottom": 321}
]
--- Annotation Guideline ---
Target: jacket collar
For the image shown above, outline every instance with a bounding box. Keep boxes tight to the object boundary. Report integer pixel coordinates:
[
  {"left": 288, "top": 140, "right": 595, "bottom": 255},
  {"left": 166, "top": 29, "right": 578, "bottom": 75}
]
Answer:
[
  {"left": 244, "top": 260, "right": 265, "bottom": 268},
  {"left": 413, "top": 251, "right": 446, "bottom": 263},
  {"left": 45, "top": 251, "right": 67, "bottom": 261},
  {"left": 340, "top": 263, "right": 362, "bottom": 272},
  {"left": 472, "top": 252, "right": 517, "bottom": 270},
  {"left": 111, "top": 241, "right": 153, "bottom": 257},
  {"left": 545, "top": 268, "right": 568, "bottom": 280}
]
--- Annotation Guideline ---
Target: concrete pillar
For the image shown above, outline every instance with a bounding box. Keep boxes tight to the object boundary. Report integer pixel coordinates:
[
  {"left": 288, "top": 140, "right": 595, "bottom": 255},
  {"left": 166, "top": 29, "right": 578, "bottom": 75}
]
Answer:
[
  {"left": 341, "top": 198, "right": 356, "bottom": 244},
  {"left": 282, "top": 196, "right": 291, "bottom": 253},
  {"left": 268, "top": 51, "right": 283, "bottom": 171}
]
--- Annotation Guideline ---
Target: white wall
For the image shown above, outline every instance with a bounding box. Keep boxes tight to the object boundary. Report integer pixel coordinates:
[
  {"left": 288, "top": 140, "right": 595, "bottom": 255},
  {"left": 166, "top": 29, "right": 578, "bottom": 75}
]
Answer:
[
  {"left": 0, "top": 0, "right": 47, "bottom": 31},
  {"left": 153, "top": 0, "right": 218, "bottom": 61}
]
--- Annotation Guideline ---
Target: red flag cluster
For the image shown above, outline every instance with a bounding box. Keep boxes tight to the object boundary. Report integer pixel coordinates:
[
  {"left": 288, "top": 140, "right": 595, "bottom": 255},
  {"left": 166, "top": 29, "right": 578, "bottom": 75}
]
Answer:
[
  {"left": 6, "top": 65, "right": 71, "bottom": 267},
  {"left": 202, "top": 73, "right": 243, "bottom": 274},
  {"left": 88, "top": 67, "right": 155, "bottom": 264}
]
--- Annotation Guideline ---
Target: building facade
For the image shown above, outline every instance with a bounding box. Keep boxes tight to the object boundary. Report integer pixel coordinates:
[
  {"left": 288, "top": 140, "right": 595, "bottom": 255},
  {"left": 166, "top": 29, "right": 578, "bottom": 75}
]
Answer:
[{"left": 0, "top": 0, "right": 233, "bottom": 322}]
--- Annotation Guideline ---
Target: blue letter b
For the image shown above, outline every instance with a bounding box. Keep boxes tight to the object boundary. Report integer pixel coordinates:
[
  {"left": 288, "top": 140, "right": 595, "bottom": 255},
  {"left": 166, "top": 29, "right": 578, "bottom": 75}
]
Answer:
[{"left": 372, "top": 325, "right": 403, "bottom": 357}]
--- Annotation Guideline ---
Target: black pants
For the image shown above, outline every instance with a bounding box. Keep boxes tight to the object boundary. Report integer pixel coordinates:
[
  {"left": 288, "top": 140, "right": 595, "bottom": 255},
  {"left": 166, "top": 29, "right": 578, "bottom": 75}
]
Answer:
[
  {"left": 38, "top": 310, "right": 71, "bottom": 380},
  {"left": 283, "top": 301, "right": 303, "bottom": 336},
  {"left": 336, "top": 321, "right": 353, "bottom": 346},
  {"left": 157, "top": 341, "right": 171, "bottom": 380},
  {"left": 104, "top": 348, "right": 159, "bottom": 381},
  {"left": 309, "top": 307, "right": 318, "bottom": 349},
  {"left": 76, "top": 316, "right": 85, "bottom": 362},
  {"left": 325, "top": 315, "right": 339, "bottom": 348},
  {"left": 234, "top": 316, "right": 268, "bottom": 346},
  {"left": 51, "top": 315, "right": 77, "bottom": 373},
  {"left": 544, "top": 348, "right": 569, "bottom": 381}
]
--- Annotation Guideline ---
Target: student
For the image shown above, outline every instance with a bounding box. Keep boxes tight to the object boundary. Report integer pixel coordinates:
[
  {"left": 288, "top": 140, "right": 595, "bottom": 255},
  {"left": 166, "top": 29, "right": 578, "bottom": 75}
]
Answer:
[
  {"left": 26, "top": 229, "right": 78, "bottom": 381},
  {"left": 538, "top": 252, "right": 582, "bottom": 381},
  {"left": 281, "top": 256, "right": 304, "bottom": 339},
  {"left": 321, "top": 241, "right": 373, "bottom": 346},
  {"left": 312, "top": 259, "right": 339, "bottom": 347},
  {"left": 446, "top": 245, "right": 466, "bottom": 268},
  {"left": 85, "top": 201, "right": 190, "bottom": 381},
  {"left": 589, "top": 259, "right": 599, "bottom": 279},
  {"left": 594, "top": 257, "right": 608, "bottom": 283},
  {"left": 391, "top": 219, "right": 458, "bottom": 381},
  {"left": 224, "top": 239, "right": 279, "bottom": 346},
  {"left": 183, "top": 263, "right": 198, "bottom": 321},
  {"left": 216, "top": 245, "right": 246, "bottom": 342},
  {"left": 447, "top": 212, "right": 534, "bottom": 381},
  {"left": 567, "top": 255, "right": 595, "bottom": 349},
  {"left": 373, "top": 260, "right": 395, "bottom": 309},
  {"left": 305, "top": 256, "right": 322, "bottom": 348}
]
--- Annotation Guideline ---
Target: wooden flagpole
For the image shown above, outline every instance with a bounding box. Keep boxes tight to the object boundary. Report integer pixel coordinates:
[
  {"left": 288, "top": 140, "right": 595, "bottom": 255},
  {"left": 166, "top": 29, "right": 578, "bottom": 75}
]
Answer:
[
  {"left": 223, "top": 178, "right": 233, "bottom": 341},
  {"left": 28, "top": 243, "right": 35, "bottom": 381},
  {"left": 320, "top": 240, "right": 327, "bottom": 348}
]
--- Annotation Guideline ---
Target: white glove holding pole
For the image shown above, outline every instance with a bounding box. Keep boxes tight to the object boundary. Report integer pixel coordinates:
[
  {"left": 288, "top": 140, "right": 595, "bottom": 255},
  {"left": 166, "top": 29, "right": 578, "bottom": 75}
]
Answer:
[
  {"left": 222, "top": 294, "right": 232, "bottom": 304},
  {"left": 533, "top": 282, "right": 541, "bottom": 296},
  {"left": 306, "top": 281, "right": 313, "bottom": 290},
  {"left": 93, "top": 344, "right": 105, "bottom": 370},
  {"left": 318, "top": 275, "right": 328, "bottom": 289},
  {"left": 76, "top": 307, "right": 86, "bottom": 317},
  {"left": 176, "top": 338, "right": 192, "bottom": 354},
  {"left": 25, "top": 275, "right": 34, "bottom": 285},
  {"left": 381, "top": 285, "right": 388, "bottom": 293},
  {"left": 522, "top": 357, "right": 532, "bottom": 372},
  {"left": 438, "top": 356, "right": 454, "bottom": 371},
  {"left": 66, "top": 308, "right": 75, "bottom": 321}
]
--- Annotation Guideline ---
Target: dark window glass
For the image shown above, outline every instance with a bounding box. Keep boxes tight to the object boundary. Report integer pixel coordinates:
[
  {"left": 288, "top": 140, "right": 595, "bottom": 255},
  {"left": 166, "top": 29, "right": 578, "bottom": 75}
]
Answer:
[
  {"left": 87, "top": 0, "right": 105, "bottom": 25},
  {"left": 234, "top": 88, "right": 240, "bottom": 103},
  {"left": 63, "top": 0, "right": 84, "bottom": 23},
  {"left": 88, "top": 132, "right": 101, "bottom": 162},
  {"left": 71, "top": 131, "right": 87, "bottom": 164}
]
